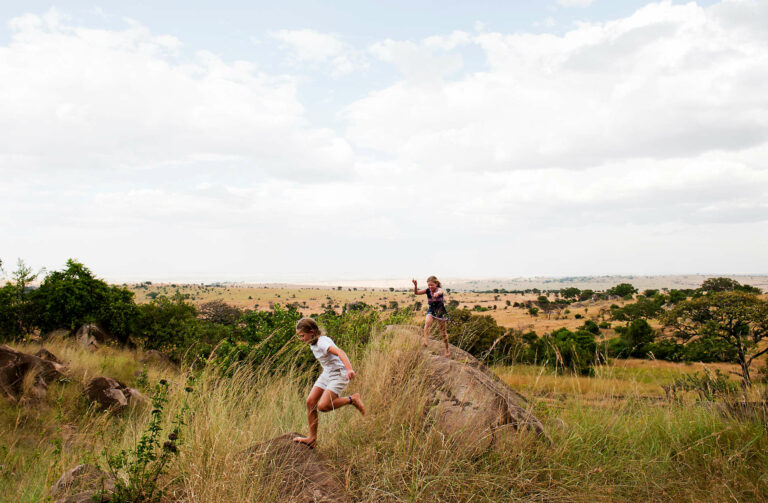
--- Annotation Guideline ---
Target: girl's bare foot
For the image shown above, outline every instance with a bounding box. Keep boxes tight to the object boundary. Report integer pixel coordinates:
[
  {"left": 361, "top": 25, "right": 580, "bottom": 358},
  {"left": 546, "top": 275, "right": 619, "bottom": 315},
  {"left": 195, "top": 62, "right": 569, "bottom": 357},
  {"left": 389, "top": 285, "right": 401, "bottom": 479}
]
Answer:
[
  {"left": 444, "top": 350, "right": 451, "bottom": 357},
  {"left": 350, "top": 393, "right": 366, "bottom": 415},
  {"left": 293, "top": 436, "right": 316, "bottom": 448}
]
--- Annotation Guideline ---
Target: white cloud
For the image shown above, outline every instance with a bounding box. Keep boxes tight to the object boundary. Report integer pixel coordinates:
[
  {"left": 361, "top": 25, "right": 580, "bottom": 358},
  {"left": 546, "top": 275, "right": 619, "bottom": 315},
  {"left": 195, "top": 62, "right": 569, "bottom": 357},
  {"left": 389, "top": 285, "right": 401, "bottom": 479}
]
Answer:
[
  {"left": 557, "top": 0, "right": 596, "bottom": 7},
  {"left": 345, "top": 2, "right": 768, "bottom": 172},
  {"left": 369, "top": 31, "right": 471, "bottom": 82},
  {"left": 269, "top": 29, "right": 361, "bottom": 75},
  {"left": 270, "top": 29, "right": 344, "bottom": 62},
  {"left": 0, "top": 12, "right": 354, "bottom": 179}
]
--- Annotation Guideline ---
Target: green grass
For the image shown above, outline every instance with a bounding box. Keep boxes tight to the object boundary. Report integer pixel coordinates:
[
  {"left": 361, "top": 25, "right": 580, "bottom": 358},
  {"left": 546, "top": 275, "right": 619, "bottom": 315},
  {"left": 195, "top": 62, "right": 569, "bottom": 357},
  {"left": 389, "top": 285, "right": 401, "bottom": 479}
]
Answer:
[{"left": 2, "top": 330, "right": 767, "bottom": 502}]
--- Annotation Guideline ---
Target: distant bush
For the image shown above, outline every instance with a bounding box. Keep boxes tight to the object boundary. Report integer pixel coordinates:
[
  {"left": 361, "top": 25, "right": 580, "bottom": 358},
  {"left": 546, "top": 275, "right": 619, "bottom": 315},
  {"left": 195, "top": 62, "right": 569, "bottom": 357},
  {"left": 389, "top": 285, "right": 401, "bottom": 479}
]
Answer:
[
  {"left": 580, "top": 319, "right": 600, "bottom": 335},
  {"left": 607, "top": 283, "right": 638, "bottom": 298},
  {"left": 5, "top": 259, "right": 140, "bottom": 343},
  {"left": 700, "top": 277, "right": 762, "bottom": 294},
  {"left": 534, "top": 328, "right": 600, "bottom": 375},
  {"left": 198, "top": 300, "right": 242, "bottom": 325},
  {"left": 663, "top": 369, "right": 738, "bottom": 401},
  {"left": 133, "top": 294, "right": 229, "bottom": 362},
  {"left": 447, "top": 308, "right": 505, "bottom": 357}
]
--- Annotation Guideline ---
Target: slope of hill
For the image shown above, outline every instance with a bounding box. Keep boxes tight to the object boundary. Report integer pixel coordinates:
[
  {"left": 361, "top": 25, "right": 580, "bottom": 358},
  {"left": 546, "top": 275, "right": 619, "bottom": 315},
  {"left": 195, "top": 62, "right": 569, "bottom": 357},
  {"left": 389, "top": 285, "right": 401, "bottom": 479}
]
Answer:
[{"left": 2, "top": 328, "right": 767, "bottom": 502}]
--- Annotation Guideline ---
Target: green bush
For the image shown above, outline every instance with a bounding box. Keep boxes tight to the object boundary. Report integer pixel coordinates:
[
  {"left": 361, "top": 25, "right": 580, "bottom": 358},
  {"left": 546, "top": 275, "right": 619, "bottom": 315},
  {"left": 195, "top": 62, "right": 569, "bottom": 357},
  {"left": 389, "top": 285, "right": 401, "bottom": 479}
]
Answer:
[
  {"left": 606, "top": 283, "right": 637, "bottom": 298},
  {"left": 30, "top": 259, "right": 139, "bottom": 342},
  {"left": 133, "top": 294, "right": 224, "bottom": 362},
  {"left": 447, "top": 308, "right": 505, "bottom": 357},
  {"left": 580, "top": 319, "right": 600, "bottom": 335},
  {"left": 533, "top": 328, "right": 599, "bottom": 375}
]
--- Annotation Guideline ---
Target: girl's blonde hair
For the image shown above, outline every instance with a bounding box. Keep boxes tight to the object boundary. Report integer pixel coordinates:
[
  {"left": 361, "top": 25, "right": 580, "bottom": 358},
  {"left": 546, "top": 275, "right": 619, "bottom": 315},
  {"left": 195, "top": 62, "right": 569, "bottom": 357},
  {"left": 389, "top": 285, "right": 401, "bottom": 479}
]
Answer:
[
  {"left": 427, "top": 275, "right": 441, "bottom": 288},
  {"left": 296, "top": 317, "right": 322, "bottom": 344}
]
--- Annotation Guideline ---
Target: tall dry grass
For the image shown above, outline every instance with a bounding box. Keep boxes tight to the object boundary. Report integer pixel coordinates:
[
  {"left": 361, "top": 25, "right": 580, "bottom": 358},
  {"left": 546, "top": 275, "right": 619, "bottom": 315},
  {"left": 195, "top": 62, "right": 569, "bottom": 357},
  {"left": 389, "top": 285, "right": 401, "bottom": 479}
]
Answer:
[{"left": 2, "top": 329, "right": 768, "bottom": 502}]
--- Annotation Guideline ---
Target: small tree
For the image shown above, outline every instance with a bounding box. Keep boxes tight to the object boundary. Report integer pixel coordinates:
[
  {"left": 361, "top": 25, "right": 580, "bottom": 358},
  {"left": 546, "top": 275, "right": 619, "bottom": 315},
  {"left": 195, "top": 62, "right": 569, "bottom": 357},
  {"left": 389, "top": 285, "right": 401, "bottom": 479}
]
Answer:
[
  {"left": 0, "top": 260, "right": 44, "bottom": 340},
  {"left": 607, "top": 283, "right": 637, "bottom": 299},
  {"left": 198, "top": 300, "right": 242, "bottom": 325},
  {"left": 561, "top": 287, "right": 581, "bottom": 300},
  {"left": 663, "top": 291, "right": 768, "bottom": 387},
  {"left": 700, "top": 277, "right": 761, "bottom": 294}
]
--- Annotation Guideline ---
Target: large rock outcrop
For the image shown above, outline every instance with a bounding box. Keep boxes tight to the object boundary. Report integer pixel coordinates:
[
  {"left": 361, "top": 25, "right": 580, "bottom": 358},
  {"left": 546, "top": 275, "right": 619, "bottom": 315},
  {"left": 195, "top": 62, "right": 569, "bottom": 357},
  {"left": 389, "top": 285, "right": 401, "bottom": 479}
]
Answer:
[
  {"left": 85, "top": 376, "right": 146, "bottom": 413},
  {"left": 387, "top": 326, "right": 548, "bottom": 450},
  {"left": 0, "top": 345, "right": 67, "bottom": 402},
  {"left": 49, "top": 464, "right": 114, "bottom": 503},
  {"left": 239, "top": 433, "right": 349, "bottom": 503}
]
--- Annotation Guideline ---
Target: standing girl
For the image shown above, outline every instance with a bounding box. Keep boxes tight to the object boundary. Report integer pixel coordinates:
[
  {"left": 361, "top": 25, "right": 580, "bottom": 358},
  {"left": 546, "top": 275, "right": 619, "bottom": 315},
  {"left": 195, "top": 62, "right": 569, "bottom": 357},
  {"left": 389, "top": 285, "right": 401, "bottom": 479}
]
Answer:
[
  {"left": 293, "top": 318, "right": 366, "bottom": 448},
  {"left": 412, "top": 276, "right": 451, "bottom": 357}
]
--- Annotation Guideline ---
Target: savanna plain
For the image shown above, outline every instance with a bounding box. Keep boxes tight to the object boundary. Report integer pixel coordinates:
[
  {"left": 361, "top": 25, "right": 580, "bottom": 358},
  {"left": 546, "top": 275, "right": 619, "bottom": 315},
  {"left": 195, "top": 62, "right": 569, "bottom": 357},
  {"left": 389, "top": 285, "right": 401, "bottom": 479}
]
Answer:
[{"left": 3, "top": 279, "right": 768, "bottom": 502}]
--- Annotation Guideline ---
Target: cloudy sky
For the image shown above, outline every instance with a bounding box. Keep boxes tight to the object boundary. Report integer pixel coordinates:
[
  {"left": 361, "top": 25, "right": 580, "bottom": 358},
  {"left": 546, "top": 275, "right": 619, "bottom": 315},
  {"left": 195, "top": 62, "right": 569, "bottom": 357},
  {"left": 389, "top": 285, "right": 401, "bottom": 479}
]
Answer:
[{"left": 1, "top": 0, "right": 767, "bottom": 283}]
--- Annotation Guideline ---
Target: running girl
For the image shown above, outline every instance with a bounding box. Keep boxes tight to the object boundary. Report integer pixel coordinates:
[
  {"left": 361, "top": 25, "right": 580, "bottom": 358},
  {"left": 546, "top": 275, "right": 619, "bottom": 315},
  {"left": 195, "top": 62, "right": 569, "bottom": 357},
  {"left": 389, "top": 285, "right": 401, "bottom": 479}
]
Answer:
[
  {"left": 293, "top": 318, "right": 366, "bottom": 448},
  {"left": 412, "top": 276, "right": 451, "bottom": 357}
]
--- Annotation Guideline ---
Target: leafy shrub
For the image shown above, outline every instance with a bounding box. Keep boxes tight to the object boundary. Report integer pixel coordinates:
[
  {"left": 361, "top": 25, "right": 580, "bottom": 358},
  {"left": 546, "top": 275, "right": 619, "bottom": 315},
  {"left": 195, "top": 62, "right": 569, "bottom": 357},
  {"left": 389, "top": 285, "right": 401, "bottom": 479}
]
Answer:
[
  {"left": 103, "top": 378, "right": 193, "bottom": 502},
  {"left": 447, "top": 308, "right": 505, "bottom": 357},
  {"left": 533, "top": 328, "right": 599, "bottom": 375},
  {"left": 31, "top": 259, "right": 139, "bottom": 342},
  {"left": 133, "top": 294, "right": 218, "bottom": 362},
  {"left": 580, "top": 319, "right": 600, "bottom": 335},
  {"left": 198, "top": 300, "right": 242, "bottom": 325},
  {"left": 663, "top": 369, "right": 738, "bottom": 401},
  {"left": 607, "top": 283, "right": 637, "bottom": 298}
]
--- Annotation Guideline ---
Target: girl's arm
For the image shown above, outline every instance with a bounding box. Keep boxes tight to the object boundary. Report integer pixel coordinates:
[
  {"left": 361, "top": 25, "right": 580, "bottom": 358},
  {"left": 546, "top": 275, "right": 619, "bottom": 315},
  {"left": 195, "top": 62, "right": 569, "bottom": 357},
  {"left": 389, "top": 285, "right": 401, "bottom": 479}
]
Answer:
[
  {"left": 328, "top": 346, "right": 356, "bottom": 380},
  {"left": 412, "top": 279, "right": 427, "bottom": 295}
]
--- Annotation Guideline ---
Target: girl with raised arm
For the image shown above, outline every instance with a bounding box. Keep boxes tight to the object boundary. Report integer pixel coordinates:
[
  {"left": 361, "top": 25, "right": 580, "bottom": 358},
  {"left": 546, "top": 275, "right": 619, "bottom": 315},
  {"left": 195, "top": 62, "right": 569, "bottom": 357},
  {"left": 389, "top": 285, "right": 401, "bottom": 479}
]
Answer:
[{"left": 412, "top": 275, "right": 451, "bottom": 357}]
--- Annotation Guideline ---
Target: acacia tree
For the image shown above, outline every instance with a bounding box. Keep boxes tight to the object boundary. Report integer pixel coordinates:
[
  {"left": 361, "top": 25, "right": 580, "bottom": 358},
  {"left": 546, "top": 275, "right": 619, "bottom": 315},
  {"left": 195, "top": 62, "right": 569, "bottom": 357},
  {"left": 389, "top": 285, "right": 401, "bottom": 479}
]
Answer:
[{"left": 663, "top": 291, "right": 768, "bottom": 387}]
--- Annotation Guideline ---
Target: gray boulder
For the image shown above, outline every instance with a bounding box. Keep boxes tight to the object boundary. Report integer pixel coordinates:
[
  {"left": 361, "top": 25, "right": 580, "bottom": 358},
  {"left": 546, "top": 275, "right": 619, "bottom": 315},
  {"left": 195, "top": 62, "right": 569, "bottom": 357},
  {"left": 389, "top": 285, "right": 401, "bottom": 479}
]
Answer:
[
  {"left": 75, "top": 324, "right": 114, "bottom": 351},
  {"left": 239, "top": 433, "right": 349, "bottom": 503},
  {"left": 85, "top": 376, "right": 146, "bottom": 413},
  {"left": 386, "top": 326, "right": 548, "bottom": 450},
  {"left": 50, "top": 464, "right": 114, "bottom": 503},
  {"left": 0, "top": 345, "right": 67, "bottom": 402}
]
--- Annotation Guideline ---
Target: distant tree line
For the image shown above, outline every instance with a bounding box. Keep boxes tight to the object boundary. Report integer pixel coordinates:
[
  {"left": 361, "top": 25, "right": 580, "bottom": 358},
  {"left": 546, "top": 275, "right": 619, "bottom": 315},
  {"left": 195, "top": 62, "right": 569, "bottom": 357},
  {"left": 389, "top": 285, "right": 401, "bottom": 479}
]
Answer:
[
  {"left": 0, "top": 259, "right": 412, "bottom": 370},
  {"left": 445, "top": 278, "right": 767, "bottom": 385}
]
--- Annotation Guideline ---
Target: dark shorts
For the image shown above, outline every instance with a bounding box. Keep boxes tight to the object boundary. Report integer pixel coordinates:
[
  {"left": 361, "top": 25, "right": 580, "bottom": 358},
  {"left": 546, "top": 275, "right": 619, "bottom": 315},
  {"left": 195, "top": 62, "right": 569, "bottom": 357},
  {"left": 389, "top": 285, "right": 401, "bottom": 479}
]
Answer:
[{"left": 426, "top": 306, "right": 449, "bottom": 321}]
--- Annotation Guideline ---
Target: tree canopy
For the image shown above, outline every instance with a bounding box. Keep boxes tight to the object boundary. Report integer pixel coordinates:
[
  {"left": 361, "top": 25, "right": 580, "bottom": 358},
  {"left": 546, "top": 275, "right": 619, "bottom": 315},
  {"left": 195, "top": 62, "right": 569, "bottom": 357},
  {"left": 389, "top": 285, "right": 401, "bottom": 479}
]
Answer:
[{"left": 663, "top": 291, "right": 768, "bottom": 386}]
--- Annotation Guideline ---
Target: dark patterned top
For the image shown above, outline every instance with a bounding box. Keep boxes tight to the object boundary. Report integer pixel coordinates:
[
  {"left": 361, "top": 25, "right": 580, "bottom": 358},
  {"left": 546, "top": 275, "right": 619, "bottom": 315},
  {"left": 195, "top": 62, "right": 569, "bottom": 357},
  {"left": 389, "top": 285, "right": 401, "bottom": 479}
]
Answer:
[{"left": 425, "top": 288, "right": 449, "bottom": 319}]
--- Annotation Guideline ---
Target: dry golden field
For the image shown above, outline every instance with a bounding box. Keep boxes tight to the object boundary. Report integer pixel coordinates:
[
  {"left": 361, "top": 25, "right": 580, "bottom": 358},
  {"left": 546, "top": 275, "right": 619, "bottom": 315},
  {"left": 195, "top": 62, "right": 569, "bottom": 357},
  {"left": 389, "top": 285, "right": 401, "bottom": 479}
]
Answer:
[{"left": 128, "top": 283, "right": 635, "bottom": 334}]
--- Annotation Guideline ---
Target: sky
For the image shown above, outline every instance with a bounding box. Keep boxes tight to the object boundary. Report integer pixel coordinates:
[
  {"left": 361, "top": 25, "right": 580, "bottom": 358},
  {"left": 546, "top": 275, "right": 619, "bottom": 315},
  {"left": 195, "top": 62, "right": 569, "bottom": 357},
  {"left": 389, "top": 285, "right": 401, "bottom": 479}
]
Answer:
[{"left": 1, "top": 0, "right": 767, "bottom": 283}]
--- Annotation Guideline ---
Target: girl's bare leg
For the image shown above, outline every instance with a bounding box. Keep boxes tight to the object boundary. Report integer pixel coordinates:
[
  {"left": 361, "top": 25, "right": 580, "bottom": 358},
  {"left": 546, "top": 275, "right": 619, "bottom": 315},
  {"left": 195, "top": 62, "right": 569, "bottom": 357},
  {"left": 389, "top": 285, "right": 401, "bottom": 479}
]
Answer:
[
  {"left": 317, "top": 389, "right": 366, "bottom": 415},
  {"left": 423, "top": 315, "right": 434, "bottom": 346},
  {"left": 439, "top": 319, "right": 450, "bottom": 357},
  {"left": 294, "top": 386, "right": 324, "bottom": 447}
]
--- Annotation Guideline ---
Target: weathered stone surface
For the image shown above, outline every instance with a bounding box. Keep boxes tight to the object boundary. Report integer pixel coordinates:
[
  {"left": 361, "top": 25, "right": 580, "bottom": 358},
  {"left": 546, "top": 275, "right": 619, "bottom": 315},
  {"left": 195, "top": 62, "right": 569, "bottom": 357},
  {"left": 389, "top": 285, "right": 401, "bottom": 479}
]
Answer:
[
  {"left": 50, "top": 464, "right": 114, "bottom": 503},
  {"left": 240, "top": 433, "right": 349, "bottom": 503},
  {"left": 85, "top": 376, "right": 146, "bottom": 412},
  {"left": 0, "top": 345, "right": 67, "bottom": 402},
  {"left": 35, "top": 348, "right": 63, "bottom": 364},
  {"left": 75, "top": 324, "right": 114, "bottom": 351},
  {"left": 139, "top": 349, "right": 174, "bottom": 366},
  {"left": 388, "top": 326, "right": 548, "bottom": 450}
]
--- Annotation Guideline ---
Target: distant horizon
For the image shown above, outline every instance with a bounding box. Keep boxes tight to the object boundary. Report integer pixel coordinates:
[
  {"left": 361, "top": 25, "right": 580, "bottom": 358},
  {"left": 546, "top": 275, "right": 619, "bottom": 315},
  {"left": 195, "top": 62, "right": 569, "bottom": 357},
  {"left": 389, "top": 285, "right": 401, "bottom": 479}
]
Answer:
[{"left": 42, "top": 272, "right": 768, "bottom": 291}]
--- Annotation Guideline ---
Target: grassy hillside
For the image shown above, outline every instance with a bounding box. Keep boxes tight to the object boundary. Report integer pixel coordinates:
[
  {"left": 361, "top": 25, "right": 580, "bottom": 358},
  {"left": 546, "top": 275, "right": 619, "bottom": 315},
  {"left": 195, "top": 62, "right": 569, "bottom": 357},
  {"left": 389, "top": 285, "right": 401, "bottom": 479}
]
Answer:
[{"left": 3, "top": 328, "right": 767, "bottom": 502}]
